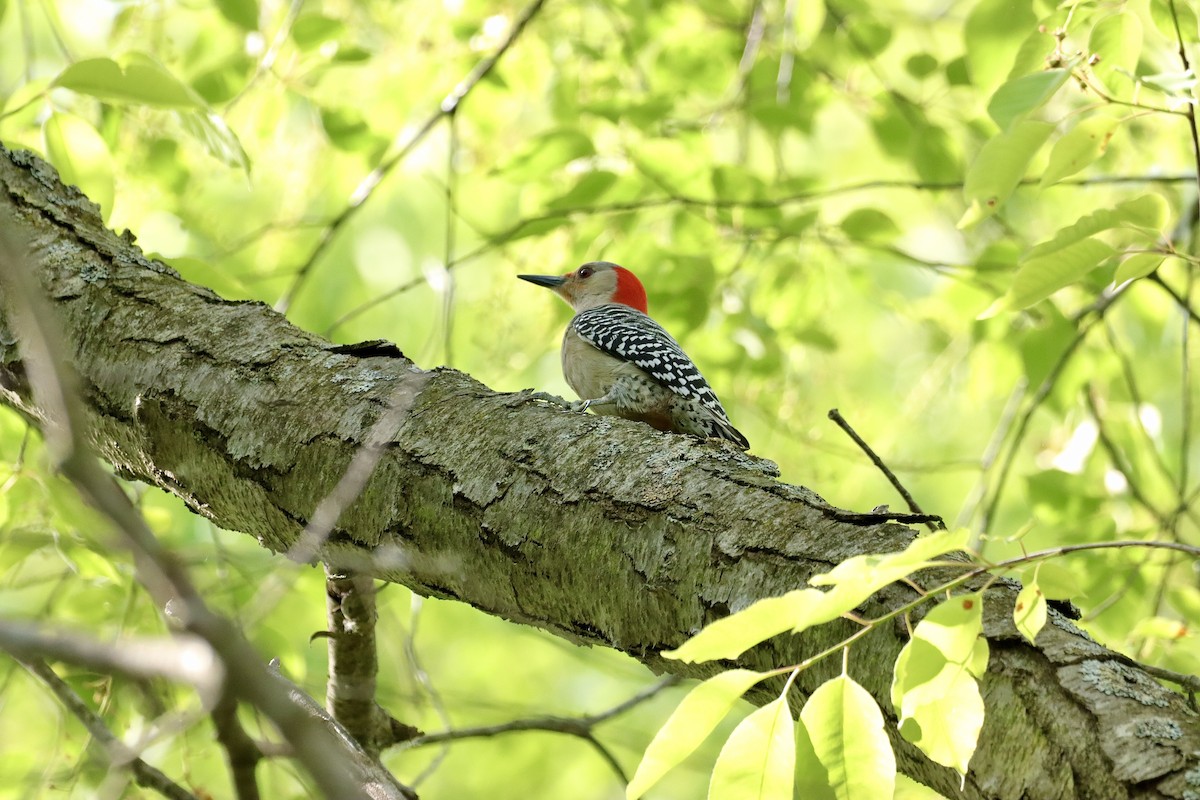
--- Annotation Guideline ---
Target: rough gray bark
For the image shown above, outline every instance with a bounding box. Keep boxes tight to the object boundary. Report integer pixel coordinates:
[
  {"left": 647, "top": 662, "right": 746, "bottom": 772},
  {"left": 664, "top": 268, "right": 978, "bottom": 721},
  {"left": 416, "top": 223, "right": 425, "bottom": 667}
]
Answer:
[{"left": 1, "top": 143, "right": 1197, "bottom": 800}]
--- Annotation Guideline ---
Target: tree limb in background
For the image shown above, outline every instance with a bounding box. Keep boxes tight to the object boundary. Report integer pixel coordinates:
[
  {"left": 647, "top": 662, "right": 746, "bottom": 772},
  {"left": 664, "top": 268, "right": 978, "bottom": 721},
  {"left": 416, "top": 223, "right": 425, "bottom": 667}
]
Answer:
[{"left": 0, "top": 198, "right": 414, "bottom": 800}]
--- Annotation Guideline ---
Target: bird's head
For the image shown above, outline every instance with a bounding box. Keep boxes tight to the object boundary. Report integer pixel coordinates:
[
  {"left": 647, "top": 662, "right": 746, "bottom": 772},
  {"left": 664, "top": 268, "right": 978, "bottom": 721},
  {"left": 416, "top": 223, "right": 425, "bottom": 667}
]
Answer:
[{"left": 518, "top": 262, "right": 649, "bottom": 314}]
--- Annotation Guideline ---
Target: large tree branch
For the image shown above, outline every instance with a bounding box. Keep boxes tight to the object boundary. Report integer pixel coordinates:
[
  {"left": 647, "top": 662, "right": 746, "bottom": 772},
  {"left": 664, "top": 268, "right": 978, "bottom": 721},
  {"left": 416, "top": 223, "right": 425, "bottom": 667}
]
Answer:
[{"left": 2, "top": 143, "right": 1197, "bottom": 799}]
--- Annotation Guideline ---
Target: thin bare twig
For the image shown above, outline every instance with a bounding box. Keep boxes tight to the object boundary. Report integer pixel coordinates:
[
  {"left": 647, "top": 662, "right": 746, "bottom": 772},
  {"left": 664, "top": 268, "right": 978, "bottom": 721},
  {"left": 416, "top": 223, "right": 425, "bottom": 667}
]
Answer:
[
  {"left": 17, "top": 657, "right": 198, "bottom": 800},
  {"left": 979, "top": 284, "right": 1130, "bottom": 534},
  {"left": 827, "top": 408, "right": 943, "bottom": 531},
  {"left": 400, "top": 675, "right": 682, "bottom": 784},
  {"left": 276, "top": 0, "right": 549, "bottom": 313}
]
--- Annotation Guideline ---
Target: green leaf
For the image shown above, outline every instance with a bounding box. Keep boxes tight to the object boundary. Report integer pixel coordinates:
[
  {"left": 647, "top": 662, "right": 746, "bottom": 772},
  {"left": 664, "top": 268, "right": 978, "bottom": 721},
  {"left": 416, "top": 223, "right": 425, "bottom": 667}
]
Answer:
[
  {"left": 502, "top": 129, "right": 594, "bottom": 179},
  {"left": 669, "top": 529, "right": 967, "bottom": 665},
  {"left": 1142, "top": 69, "right": 1198, "bottom": 96},
  {"left": 905, "top": 54, "right": 939, "bottom": 79},
  {"left": 502, "top": 216, "right": 568, "bottom": 242},
  {"left": 216, "top": 0, "right": 258, "bottom": 30},
  {"left": 1028, "top": 195, "right": 1168, "bottom": 259},
  {"left": 664, "top": 588, "right": 830, "bottom": 663},
  {"left": 1089, "top": 13, "right": 1142, "bottom": 93},
  {"left": 997, "top": 194, "right": 1169, "bottom": 310},
  {"left": 808, "top": 528, "right": 969, "bottom": 610},
  {"left": 987, "top": 69, "right": 1071, "bottom": 131},
  {"left": 627, "top": 669, "right": 768, "bottom": 799},
  {"left": 293, "top": 13, "right": 345, "bottom": 48},
  {"left": 840, "top": 208, "right": 900, "bottom": 243},
  {"left": 793, "top": 0, "right": 825, "bottom": 48},
  {"left": 1040, "top": 116, "right": 1119, "bottom": 186},
  {"left": 794, "top": 720, "right": 836, "bottom": 800},
  {"left": 1014, "top": 582, "right": 1047, "bottom": 642},
  {"left": 177, "top": 111, "right": 251, "bottom": 173},
  {"left": 1114, "top": 252, "right": 1165, "bottom": 284},
  {"left": 1003, "top": 237, "right": 1115, "bottom": 311},
  {"left": 801, "top": 676, "right": 896, "bottom": 800},
  {"left": 708, "top": 697, "right": 795, "bottom": 800},
  {"left": 960, "top": 120, "right": 1054, "bottom": 227},
  {"left": 712, "top": 165, "right": 766, "bottom": 202},
  {"left": 1150, "top": 1, "right": 1199, "bottom": 44},
  {"left": 54, "top": 55, "right": 205, "bottom": 109},
  {"left": 546, "top": 171, "right": 618, "bottom": 210},
  {"left": 897, "top": 669, "right": 984, "bottom": 773},
  {"left": 891, "top": 594, "right": 987, "bottom": 773},
  {"left": 42, "top": 113, "right": 115, "bottom": 220},
  {"left": 964, "top": 0, "right": 1037, "bottom": 91}
]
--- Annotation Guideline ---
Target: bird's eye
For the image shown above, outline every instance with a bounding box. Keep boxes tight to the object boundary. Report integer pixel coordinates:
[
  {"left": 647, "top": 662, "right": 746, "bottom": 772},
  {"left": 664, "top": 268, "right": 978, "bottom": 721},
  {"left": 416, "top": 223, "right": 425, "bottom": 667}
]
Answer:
[{"left": 577, "top": 266, "right": 594, "bottom": 279}]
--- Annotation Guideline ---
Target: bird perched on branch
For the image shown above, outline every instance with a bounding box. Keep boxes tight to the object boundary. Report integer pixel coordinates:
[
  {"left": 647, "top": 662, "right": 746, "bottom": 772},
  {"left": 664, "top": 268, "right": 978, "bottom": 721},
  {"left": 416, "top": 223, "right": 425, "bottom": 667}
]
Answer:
[{"left": 518, "top": 261, "right": 749, "bottom": 450}]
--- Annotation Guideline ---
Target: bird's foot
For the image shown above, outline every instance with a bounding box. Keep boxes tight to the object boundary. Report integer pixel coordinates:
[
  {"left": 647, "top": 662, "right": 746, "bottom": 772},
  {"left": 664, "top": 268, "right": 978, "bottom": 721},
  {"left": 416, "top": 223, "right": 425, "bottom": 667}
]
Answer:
[{"left": 527, "top": 390, "right": 573, "bottom": 410}]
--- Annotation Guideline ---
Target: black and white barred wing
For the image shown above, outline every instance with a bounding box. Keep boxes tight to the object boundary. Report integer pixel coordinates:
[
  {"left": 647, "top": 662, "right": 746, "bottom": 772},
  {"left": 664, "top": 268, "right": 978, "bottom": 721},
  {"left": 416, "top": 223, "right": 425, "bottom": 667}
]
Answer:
[{"left": 570, "top": 304, "right": 733, "bottom": 420}]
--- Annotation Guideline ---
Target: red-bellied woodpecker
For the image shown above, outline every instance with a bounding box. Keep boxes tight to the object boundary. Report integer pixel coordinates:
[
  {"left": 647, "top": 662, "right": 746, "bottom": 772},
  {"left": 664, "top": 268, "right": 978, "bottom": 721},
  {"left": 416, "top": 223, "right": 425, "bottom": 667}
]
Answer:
[{"left": 518, "top": 261, "right": 750, "bottom": 450}]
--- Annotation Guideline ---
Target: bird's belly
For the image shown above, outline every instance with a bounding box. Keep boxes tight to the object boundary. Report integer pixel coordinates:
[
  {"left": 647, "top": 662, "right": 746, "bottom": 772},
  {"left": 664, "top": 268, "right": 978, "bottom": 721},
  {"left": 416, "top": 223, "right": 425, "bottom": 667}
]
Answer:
[{"left": 561, "top": 331, "right": 675, "bottom": 430}]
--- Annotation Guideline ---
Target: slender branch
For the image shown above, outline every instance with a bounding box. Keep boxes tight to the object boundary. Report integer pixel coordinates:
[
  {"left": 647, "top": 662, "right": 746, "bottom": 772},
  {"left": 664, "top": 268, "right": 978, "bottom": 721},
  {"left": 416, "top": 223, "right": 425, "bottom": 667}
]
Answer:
[
  {"left": 276, "top": 0, "right": 549, "bottom": 313},
  {"left": 0, "top": 621, "right": 222, "bottom": 692},
  {"left": 1150, "top": 273, "right": 1200, "bottom": 326},
  {"left": 979, "top": 284, "right": 1130, "bottom": 535},
  {"left": 319, "top": 170, "right": 1200, "bottom": 335},
  {"left": 1083, "top": 385, "right": 1172, "bottom": 531},
  {"left": 17, "top": 657, "right": 198, "bottom": 800},
  {"left": 400, "top": 675, "right": 682, "bottom": 784},
  {"left": 211, "top": 691, "right": 263, "bottom": 800},
  {"left": 827, "top": 408, "right": 943, "bottom": 531}
]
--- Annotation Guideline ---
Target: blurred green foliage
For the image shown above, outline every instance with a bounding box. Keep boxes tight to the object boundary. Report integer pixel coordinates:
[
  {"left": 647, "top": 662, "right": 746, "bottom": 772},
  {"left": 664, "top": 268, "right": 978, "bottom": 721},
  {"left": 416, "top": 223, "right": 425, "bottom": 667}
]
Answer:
[{"left": 2, "top": 0, "right": 1199, "bottom": 796}]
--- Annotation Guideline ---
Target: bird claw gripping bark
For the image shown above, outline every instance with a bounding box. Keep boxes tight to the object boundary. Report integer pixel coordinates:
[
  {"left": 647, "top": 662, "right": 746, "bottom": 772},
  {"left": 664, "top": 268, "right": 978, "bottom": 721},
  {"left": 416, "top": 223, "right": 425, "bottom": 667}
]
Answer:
[{"left": 525, "top": 390, "right": 572, "bottom": 410}]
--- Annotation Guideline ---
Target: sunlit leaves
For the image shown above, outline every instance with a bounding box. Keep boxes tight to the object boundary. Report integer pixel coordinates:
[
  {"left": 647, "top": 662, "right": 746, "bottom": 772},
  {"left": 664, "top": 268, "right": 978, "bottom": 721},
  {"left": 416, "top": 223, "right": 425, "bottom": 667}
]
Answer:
[
  {"left": 42, "top": 113, "right": 114, "bottom": 219},
  {"left": 546, "top": 171, "right": 619, "bottom": 209},
  {"left": 997, "top": 237, "right": 1116, "bottom": 312},
  {"left": 1040, "top": 116, "right": 1119, "bottom": 187},
  {"left": 960, "top": 120, "right": 1055, "bottom": 227},
  {"left": 990, "top": 194, "right": 1170, "bottom": 310},
  {"left": 809, "top": 528, "right": 971, "bottom": 610},
  {"left": 709, "top": 697, "right": 795, "bottom": 800},
  {"left": 1150, "top": 0, "right": 1199, "bottom": 42},
  {"left": 667, "top": 529, "right": 971, "bottom": 665},
  {"left": 627, "top": 669, "right": 768, "bottom": 799},
  {"left": 293, "top": 13, "right": 345, "bottom": 49},
  {"left": 891, "top": 594, "right": 987, "bottom": 773},
  {"left": 663, "top": 588, "right": 832, "bottom": 663},
  {"left": 216, "top": 0, "right": 258, "bottom": 31},
  {"left": 987, "top": 69, "right": 1071, "bottom": 131},
  {"left": 500, "top": 129, "right": 595, "bottom": 179},
  {"left": 1089, "top": 13, "right": 1142, "bottom": 93},
  {"left": 964, "top": 0, "right": 1038, "bottom": 90},
  {"left": 54, "top": 55, "right": 205, "bottom": 109},
  {"left": 801, "top": 676, "right": 896, "bottom": 800},
  {"left": 794, "top": 718, "right": 835, "bottom": 800},
  {"left": 1022, "top": 561, "right": 1078, "bottom": 600},
  {"left": 792, "top": 0, "right": 826, "bottom": 49},
  {"left": 1114, "top": 252, "right": 1165, "bottom": 283},
  {"left": 1014, "top": 582, "right": 1047, "bottom": 642},
  {"left": 895, "top": 774, "right": 953, "bottom": 799}
]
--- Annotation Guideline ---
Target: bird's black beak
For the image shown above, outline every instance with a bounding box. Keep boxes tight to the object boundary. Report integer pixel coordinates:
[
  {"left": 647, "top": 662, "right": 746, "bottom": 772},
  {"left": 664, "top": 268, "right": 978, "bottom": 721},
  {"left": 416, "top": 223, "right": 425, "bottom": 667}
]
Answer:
[{"left": 518, "top": 274, "right": 567, "bottom": 289}]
